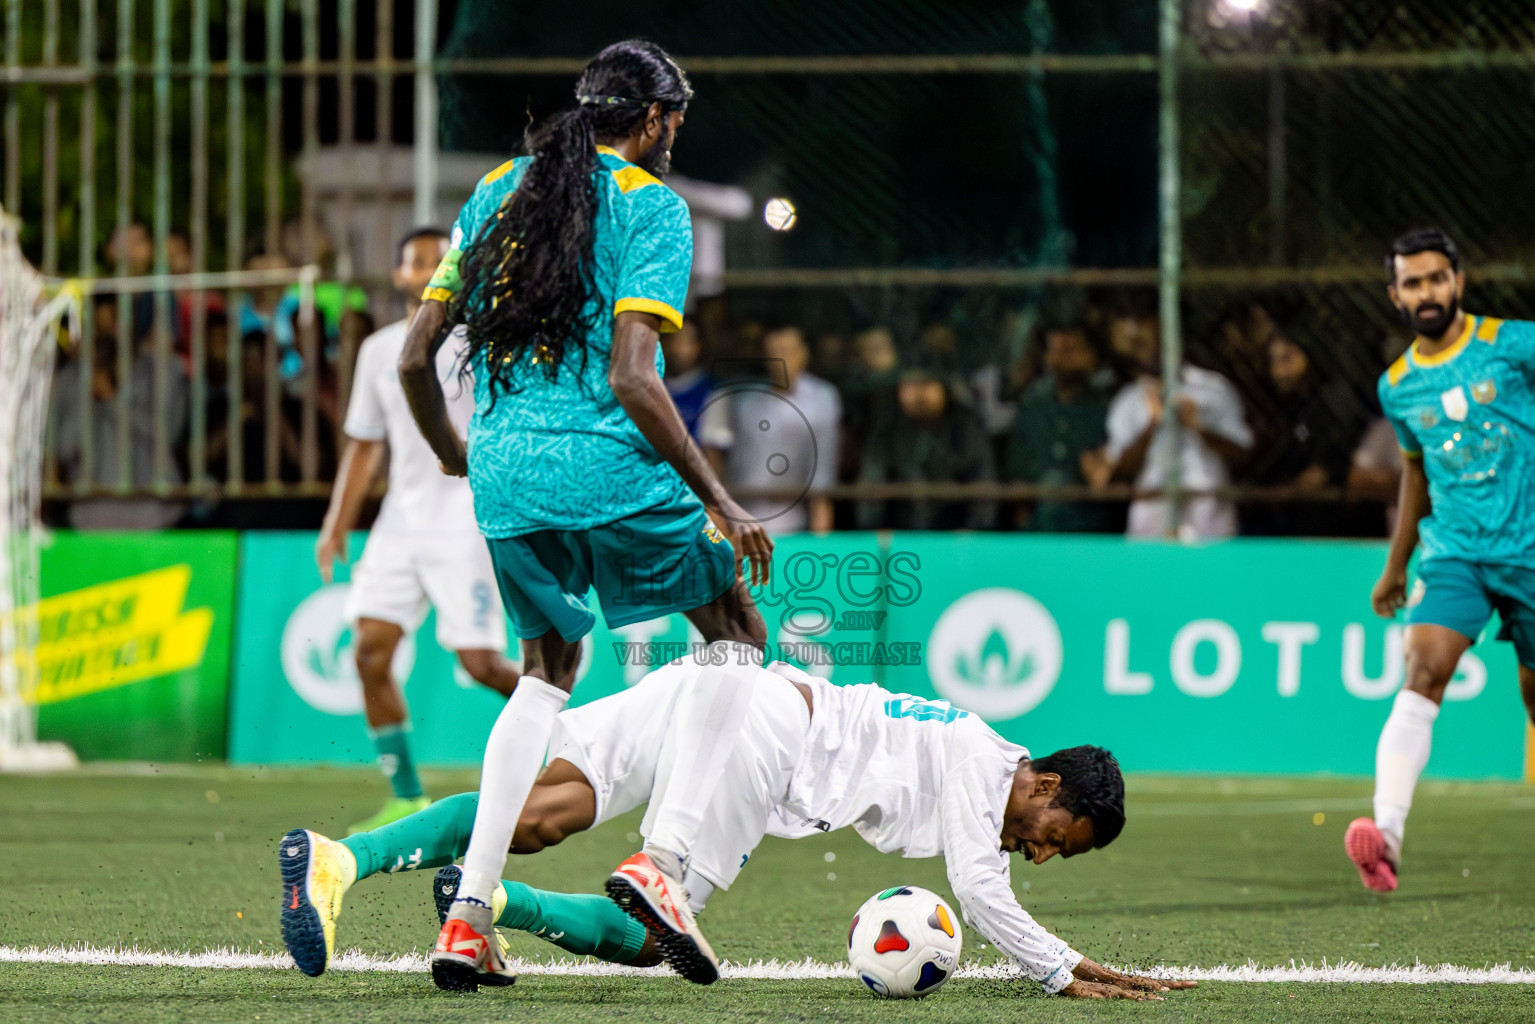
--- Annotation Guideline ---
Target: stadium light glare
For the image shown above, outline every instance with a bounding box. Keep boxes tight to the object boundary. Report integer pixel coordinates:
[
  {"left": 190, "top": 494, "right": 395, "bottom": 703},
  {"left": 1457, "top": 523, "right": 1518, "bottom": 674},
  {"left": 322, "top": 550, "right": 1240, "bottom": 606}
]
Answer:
[{"left": 1222, "top": 0, "right": 1262, "bottom": 11}]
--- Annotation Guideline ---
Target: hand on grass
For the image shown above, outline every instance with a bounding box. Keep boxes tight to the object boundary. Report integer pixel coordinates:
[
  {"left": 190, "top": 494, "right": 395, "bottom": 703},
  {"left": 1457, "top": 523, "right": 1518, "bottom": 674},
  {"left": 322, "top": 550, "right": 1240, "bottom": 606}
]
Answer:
[
  {"left": 1066, "top": 957, "right": 1197, "bottom": 999},
  {"left": 1060, "top": 979, "right": 1164, "bottom": 1000}
]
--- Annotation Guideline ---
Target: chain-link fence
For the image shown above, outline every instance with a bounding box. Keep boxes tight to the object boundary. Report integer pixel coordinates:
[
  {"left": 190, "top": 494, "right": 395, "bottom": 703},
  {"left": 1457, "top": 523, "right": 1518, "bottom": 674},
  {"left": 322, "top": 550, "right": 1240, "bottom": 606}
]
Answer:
[{"left": 2, "top": 0, "right": 1531, "bottom": 535}]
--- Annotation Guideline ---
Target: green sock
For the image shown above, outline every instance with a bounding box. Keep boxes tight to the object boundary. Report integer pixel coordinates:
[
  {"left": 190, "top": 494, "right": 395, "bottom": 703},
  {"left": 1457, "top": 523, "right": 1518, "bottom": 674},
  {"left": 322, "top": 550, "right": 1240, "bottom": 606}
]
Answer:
[
  {"left": 340, "top": 791, "right": 478, "bottom": 880},
  {"left": 496, "top": 882, "right": 649, "bottom": 964},
  {"left": 371, "top": 724, "right": 423, "bottom": 799}
]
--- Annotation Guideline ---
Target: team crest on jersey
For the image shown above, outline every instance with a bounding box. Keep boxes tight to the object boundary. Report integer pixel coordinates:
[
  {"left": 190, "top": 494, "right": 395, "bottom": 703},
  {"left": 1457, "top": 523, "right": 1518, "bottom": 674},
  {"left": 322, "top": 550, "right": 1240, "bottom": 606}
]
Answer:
[
  {"left": 1418, "top": 409, "right": 1440, "bottom": 429},
  {"left": 1440, "top": 386, "right": 1469, "bottom": 422},
  {"left": 702, "top": 523, "right": 725, "bottom": 544},
  {"left": 1472, "top": 379, "right": 1497, "bottom": 405}
]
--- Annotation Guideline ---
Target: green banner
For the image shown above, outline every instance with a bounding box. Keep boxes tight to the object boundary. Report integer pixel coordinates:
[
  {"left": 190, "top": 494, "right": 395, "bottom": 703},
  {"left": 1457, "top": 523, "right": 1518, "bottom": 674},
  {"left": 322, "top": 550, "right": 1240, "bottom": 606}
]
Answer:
[
  {"left": 32, "top": 531, "right": 237, "bottom": 761},
  {"left": 877, "top": 536, "right": 1522, "bottom": 780},
  {"left": 227, "top": 531, "right": 1525, "bottom": 779},
  {"left": 227, "top": 532, "right": 853, "bottom": 766}
]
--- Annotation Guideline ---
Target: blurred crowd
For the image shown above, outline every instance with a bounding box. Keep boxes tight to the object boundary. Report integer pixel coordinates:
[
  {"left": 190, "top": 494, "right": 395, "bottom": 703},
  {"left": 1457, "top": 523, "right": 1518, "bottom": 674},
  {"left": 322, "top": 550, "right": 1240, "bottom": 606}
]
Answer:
[
  {"left": 673, "top": 290, "right": 1405, "bottom": 541},
  {"left": 48, "top": 219, "right": 373, "bottom": 528},
  {"left": 45, "top": 223, "right": 1405, "bottom": 540}
]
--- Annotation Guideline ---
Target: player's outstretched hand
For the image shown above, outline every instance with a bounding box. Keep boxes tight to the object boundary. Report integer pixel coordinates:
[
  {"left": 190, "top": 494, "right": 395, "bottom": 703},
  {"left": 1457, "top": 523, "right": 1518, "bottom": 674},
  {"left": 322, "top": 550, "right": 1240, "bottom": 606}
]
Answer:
[
  {"left": 1067, "top": 957, "right": 1196, "bottom": 999},
  {"left": 1059, "top": 979, "right": 1164, "bottom": 1001},
  {"left": 1371, "top": 567, "right": 1407, "bottom": 618},
  {"left": 315, "top": 530, "right": 347, "bottom": 583}
]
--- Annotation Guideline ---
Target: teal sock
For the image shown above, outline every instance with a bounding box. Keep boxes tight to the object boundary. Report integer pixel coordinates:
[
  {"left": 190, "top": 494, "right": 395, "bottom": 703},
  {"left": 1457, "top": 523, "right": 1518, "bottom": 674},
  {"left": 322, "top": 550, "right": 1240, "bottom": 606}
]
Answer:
[
  {"left": 372, "top": 724, "right": 423, "bottom": 799},
  {"left": 340, "top": 791, "right": 478, "bottom": 880},
  {"left": 496, "top": 882, "right": 649, "bottom": 964}
]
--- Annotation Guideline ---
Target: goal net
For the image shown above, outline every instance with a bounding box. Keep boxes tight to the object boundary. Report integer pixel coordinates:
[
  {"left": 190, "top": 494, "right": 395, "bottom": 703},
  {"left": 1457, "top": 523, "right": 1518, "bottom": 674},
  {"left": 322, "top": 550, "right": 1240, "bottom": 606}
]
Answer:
[{"left": 0, "top": 208, "right": 77, "bottom": 772}]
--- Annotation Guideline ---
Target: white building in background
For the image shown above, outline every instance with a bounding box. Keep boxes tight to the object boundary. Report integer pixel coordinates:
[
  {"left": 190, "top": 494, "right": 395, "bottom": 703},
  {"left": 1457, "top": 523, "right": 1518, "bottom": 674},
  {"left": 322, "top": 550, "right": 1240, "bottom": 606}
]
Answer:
[{"left": 298, "top": 146, "right": 752, "bottom": 321}]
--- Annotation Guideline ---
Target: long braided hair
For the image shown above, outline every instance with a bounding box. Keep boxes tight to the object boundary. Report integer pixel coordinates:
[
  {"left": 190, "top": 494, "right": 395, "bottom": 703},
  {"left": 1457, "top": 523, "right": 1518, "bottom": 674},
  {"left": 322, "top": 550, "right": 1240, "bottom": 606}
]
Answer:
[{"left": 452, "top": 40, "right": 692, "bottom": 400}]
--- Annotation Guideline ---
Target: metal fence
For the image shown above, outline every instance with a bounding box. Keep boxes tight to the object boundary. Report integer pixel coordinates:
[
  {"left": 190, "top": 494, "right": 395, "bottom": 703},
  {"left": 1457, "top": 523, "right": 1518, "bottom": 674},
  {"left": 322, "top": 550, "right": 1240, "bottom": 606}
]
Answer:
[{"left": 2, "top": 0, "right": 1532, "bottom": 532}]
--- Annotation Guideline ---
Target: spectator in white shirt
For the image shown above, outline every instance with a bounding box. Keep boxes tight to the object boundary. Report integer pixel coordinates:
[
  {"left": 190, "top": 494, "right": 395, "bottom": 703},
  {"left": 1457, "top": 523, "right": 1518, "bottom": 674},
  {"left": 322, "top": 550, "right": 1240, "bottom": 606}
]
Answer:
[
  {"left": 1090, "top": 311, "right": 1252, "bottom": 540},
  {"left": 700, "top": 326, "right": 841, "bottom": 535}
]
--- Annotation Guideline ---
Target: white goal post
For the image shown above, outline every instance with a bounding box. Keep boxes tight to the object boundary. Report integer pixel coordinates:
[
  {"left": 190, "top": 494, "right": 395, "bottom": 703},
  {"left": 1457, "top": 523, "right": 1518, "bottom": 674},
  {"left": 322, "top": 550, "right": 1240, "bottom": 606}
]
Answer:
[{"left": 0, "top": 207, "right": 77, "bottom": 772}]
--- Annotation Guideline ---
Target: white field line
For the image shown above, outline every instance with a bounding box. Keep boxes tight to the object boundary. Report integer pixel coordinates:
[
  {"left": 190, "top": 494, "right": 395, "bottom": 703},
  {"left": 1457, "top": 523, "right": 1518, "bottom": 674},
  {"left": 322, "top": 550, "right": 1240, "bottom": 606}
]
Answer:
[{"left": 1, "top": 945, "right": 1533, "bottom": 984}]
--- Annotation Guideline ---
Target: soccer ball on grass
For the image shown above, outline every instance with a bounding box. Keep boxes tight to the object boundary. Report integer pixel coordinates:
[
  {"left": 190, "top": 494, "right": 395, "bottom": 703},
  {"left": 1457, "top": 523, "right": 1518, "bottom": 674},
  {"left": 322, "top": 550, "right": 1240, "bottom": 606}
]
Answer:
[{"left": 846, "top": 885, "right": 963, "bottom": 998}]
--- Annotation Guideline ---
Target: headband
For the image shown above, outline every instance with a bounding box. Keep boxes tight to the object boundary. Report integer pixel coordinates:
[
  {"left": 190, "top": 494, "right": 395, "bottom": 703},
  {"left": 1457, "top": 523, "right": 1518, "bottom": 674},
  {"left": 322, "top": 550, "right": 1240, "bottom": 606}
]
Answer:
[{"left": 577, "top": 93, "right": 687, "bottom": 112}]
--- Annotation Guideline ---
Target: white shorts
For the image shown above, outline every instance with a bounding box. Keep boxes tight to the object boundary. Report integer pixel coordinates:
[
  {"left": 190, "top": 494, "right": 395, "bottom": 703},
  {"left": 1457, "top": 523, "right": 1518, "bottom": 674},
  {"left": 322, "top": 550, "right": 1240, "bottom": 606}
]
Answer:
[
  {"left": 549, "top": 660, "right": 810, "bottom": 893},
  {"left": 342, "top": 531, "right": 508, "bottom": 652}
]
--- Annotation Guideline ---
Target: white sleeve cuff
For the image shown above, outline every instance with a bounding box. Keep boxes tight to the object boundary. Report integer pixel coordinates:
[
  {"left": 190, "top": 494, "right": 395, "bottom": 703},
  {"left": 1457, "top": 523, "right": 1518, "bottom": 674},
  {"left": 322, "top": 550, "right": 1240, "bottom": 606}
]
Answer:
[
  {"left": 1040, "top": 944, "right": 1083, "bottom": 995},
  {"left": 1041, "top": 961, "right": 1074, "bottom": 995}
]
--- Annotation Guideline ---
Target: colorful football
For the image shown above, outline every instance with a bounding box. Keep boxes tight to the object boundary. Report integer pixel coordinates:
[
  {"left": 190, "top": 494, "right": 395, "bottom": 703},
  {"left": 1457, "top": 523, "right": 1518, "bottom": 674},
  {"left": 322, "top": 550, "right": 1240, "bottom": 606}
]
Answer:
[{"left": 846, "top": 886, "right": 963, "bottom": 998}]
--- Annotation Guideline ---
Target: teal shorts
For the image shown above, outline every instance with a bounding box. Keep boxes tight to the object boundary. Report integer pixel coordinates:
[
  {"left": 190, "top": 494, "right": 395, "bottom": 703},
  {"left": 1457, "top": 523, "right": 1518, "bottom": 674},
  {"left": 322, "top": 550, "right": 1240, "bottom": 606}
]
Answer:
[
  {"left": 1406, "top": 558, "right": 1535, "bottom": 667},
  {"left": 485, "top": 495, "right": 737, "bottom": 643}
]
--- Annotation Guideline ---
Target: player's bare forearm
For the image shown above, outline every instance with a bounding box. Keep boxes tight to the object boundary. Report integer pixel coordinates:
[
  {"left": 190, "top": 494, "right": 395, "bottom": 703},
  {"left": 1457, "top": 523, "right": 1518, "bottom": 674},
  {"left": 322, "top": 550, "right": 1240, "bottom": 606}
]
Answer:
[
  {"left": 322, "top": 439, "right": 383, "bottom": 536},
  {"left": 398, "top": 299, "right": 466, "bottom": 474},
  {"left": 1385, "top": 458, "right": 1429, "bottom": 572},
  {"left": 317, "top": 439, "right": 383, "bottom": 581},
  {"left": 609, "top": 313, "right": 731, "bottom": 508},
  {"left": 609, "top": 311, "right": 773, "bottom": 585}
]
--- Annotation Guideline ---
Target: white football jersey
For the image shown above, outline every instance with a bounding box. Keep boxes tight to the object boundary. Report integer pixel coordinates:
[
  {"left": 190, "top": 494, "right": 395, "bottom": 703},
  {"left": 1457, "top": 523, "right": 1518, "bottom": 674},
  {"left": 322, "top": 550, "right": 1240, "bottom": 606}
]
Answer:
[
  {"left": 766, "top": 665, "right": 1084, "bottom": 994},
  {"left": 343, "top": 320, "right": 478, "bottom": 538}
]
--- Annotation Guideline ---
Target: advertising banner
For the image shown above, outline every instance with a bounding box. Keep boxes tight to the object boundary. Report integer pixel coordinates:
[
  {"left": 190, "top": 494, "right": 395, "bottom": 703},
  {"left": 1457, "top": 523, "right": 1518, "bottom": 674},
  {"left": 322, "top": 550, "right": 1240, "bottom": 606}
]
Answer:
[
  {"left": 226, "top": 532, "right": 854, "bottom": 766},
  {"left": 228, "top": 531, "right": 1526, "bottom": 779},
  {"left": 877, "top": 536, "right": 1523, "bottom": 779},
  {"left": 31, "top": 531, "right": 237, "bottom": 761}
]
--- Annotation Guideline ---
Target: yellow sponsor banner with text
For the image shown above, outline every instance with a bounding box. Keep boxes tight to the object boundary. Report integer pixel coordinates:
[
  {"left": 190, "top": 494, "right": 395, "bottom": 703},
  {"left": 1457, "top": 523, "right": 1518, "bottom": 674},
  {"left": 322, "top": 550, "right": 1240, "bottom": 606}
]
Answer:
[{"left": 5, "top": 565, "right": 215, "bottom": 706}]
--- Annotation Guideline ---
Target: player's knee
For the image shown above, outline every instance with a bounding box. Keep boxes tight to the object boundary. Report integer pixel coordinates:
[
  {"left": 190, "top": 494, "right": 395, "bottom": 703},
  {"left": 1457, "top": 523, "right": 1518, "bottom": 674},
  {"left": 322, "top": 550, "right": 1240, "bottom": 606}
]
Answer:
[
  {"left": 1402, "top": 652, "right": 1454, "bottom": 702},
  {"left": 354, "top": 637, "right": 397, "bottom": 687},
  {"left": 455, "top": 649, "right": 495, "bottom": 684},
  {"left": 509, "top": 810, "right": 570, "bottom": 854}
]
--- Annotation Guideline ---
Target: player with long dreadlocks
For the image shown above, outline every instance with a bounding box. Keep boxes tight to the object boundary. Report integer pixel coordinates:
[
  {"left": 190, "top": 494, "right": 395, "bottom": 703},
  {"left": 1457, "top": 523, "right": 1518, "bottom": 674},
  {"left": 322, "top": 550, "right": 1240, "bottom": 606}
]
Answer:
[{"left": 360, "top": 40, "right": 773, "bottom": 991}]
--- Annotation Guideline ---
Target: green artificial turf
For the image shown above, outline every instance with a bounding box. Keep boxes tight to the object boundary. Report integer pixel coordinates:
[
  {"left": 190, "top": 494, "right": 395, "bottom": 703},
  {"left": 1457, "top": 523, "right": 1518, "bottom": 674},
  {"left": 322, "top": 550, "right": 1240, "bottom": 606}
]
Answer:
[{"left": 2, "top": 766, "right": 1533, "bottom": 1023}]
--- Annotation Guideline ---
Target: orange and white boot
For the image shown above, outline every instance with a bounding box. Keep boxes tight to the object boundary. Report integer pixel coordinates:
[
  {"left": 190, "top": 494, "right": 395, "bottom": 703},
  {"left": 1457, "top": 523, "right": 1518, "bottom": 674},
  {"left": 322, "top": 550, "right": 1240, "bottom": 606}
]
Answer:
[
  {"left": 430, "top": 901, "right": 518, "bottom": 992},
  {"left": 606, "top": 850, "right": 719, "bottom": 984}
]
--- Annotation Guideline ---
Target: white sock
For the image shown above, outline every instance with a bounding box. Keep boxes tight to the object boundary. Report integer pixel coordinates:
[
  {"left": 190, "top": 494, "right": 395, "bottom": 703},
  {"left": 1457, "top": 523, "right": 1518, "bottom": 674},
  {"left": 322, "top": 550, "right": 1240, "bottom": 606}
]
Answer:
[
  {"left": 457, "top": 676, "right": 570, "bottom": 905},
  {"left": 644, "top": 641, "right": 761, "bottom": 868},
  {"left": 1373, "top": 688, "right": 1440, "bottom": 845}
]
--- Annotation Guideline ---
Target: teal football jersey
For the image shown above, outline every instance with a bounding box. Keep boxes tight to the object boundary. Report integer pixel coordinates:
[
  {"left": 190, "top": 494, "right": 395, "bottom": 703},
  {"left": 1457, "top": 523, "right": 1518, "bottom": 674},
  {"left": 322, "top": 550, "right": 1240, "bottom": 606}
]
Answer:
[
  {"left": 432, "top": 148, "right": 695, "bottom": 538},
  {"left": 1377, "top": 314, "right": 1535, "bottom": 565}
]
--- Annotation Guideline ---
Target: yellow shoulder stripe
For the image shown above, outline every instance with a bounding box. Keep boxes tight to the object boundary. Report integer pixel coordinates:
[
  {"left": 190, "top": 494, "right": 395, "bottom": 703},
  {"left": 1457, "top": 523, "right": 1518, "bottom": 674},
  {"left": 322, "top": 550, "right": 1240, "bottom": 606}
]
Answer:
[
  {"left": 611, "top": 164, "right": 662, "bottom": 194},
  {"left": 1476, "top": 316, "right": 1504, "bottom": 342},
  {"left": 614, "top": 297, "right": 684, "bottom": 333},
  {"left": 481, "top": 159, "right": 518, "bottom": 187},
  {"left": 1401, "top": 448, "right": 1422, "bottom": 459},
  {"left": 1385, "top": 353, "right": 1411, "bottom": 387}
]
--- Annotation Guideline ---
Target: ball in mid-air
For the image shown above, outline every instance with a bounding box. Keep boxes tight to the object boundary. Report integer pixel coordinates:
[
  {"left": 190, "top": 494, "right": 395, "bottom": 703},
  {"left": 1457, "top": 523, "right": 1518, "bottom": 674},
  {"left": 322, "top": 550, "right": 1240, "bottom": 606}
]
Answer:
[
  {"left": 846, "top": 886, "right": 962, "bottom": 998},
  {"left": 763, "top": 197, "right": 797, "bottom": 231}
]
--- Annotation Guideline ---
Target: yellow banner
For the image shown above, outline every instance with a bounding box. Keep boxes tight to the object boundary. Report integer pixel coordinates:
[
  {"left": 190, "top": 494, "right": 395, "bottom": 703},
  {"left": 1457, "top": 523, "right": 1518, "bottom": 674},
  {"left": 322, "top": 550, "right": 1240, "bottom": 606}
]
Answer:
[{"left": 4, "top": 565, "right": 214, "bottom": 705}]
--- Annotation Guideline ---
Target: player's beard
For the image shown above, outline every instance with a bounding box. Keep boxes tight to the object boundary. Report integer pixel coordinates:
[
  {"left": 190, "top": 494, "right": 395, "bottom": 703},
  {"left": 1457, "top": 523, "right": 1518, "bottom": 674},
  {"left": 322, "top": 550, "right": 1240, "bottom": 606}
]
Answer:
[
  {"left": 1400, "top": 295, "right": 1458, "bottom": 339},
  {"left": 638, "top": 122, "right": 676, "bottom": 178}
]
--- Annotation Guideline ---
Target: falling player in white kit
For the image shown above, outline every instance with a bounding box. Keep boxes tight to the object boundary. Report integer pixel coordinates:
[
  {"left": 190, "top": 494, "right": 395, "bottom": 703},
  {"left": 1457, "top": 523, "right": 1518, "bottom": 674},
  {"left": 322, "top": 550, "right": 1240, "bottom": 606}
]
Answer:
[
  {"left": 280, "top": 660, "right": 1196, "bottom": 1001},
  {"left": 317, "top": 228, "right": 520, "bottom": 834}
]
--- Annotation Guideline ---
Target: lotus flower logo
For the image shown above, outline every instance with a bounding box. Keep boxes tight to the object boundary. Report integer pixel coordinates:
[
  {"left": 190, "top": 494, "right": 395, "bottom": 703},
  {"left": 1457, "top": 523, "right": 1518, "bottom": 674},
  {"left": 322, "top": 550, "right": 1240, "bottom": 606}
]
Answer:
[
  {"left": 307, "top": 625, "right": 352, "bottom": 683},
  {"left": 282, "top": 584, "right": 415, "bottom": 715},
  {"left": 928, "top": 588, "right": 1062, "bottom": 720},
  {"left": 953, "top": 627, "right": 1035, "bottom": 689}
]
